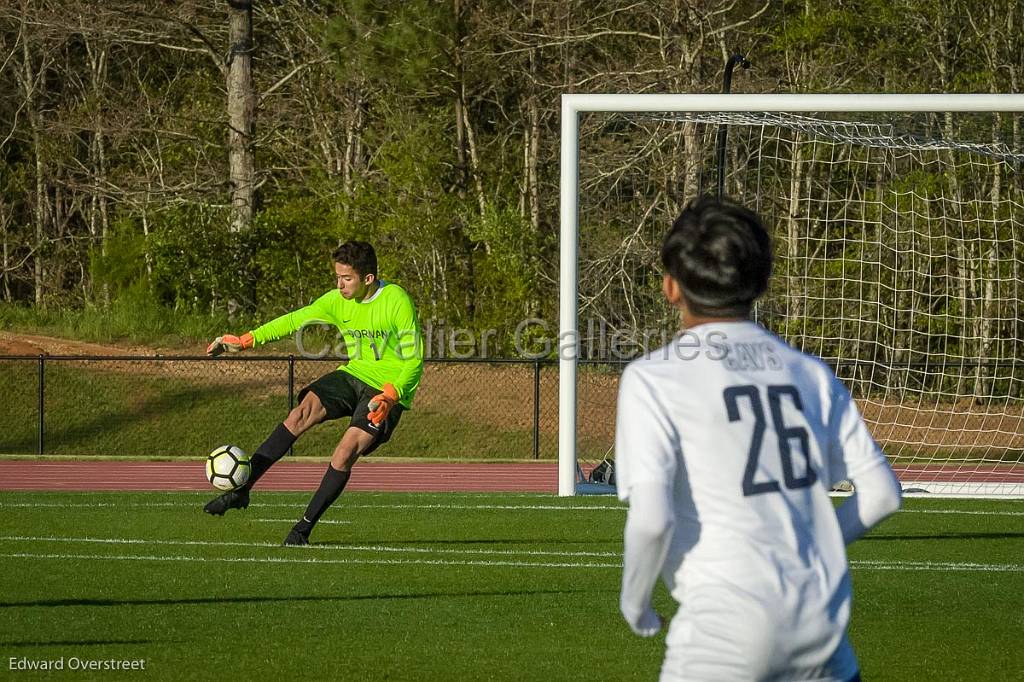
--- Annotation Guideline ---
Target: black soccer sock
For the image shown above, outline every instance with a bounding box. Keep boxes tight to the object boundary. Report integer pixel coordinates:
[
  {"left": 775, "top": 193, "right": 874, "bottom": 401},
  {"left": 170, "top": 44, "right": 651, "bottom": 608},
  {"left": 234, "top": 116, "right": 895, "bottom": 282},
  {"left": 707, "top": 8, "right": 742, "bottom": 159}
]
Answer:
[
  {"left": 294, "top": 465, "right": 351, "bottom": 534},
  {"left": 241, "top": 423, "right": 297, "bottom": 491}
]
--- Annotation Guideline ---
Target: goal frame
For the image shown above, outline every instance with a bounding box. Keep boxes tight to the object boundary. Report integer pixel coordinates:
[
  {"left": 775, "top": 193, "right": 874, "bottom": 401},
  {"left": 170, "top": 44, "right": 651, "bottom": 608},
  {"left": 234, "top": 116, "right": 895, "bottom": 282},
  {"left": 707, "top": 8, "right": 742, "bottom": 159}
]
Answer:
[{"left": 558, "top": 93, "right": 1024, "bottom": 497}]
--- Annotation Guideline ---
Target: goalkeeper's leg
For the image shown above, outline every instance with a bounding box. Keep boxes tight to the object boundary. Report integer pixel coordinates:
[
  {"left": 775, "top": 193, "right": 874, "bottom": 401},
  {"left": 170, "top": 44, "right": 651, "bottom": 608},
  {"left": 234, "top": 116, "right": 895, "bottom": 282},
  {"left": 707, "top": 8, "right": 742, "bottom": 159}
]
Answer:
[
  {"left": 203, "top": 391, "right": 327, "bottom": 516},
  {"left": 283, "top": 426, "right": 373, "bottom": 545},
  {"left": 284, "top": 389, "right": 404, "bottom": 544}
]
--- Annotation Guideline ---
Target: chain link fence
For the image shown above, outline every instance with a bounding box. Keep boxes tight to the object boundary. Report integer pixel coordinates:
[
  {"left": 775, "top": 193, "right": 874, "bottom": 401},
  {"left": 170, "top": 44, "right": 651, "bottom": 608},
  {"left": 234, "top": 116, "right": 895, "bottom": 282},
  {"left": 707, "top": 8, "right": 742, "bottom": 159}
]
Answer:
[
  {"left": 2, "top": 354, "right": 1022, "bottom": 466},
  {"left": 0, "top": 355, "right": 623, "bottom": 461}
]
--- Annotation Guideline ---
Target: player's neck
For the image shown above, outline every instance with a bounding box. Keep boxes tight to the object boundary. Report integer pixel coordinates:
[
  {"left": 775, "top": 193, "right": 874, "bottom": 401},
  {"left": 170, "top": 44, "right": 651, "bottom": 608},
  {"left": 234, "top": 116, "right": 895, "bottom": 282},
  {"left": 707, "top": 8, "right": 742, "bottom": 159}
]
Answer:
[
  {"left": 674, "top": 292, "right": 749, "bottom": 330},
  {"left": 679, "top": 310, "right": 748, "bottom": 330},
  {"left": 355, "top": 280, "right": 380, "bottom": 303}
]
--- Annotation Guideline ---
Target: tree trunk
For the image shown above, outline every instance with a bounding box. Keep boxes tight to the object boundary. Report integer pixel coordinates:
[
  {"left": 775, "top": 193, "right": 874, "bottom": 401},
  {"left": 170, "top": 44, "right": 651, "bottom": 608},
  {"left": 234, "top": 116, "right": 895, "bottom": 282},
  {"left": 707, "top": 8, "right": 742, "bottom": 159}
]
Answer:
[
  {"left": 0, "top": 199, "right": 11, "bottom": 302},
  {"left": 227, "top": 0, "right": 255, "bottom": 233},
  {"left": 343, "top": 89, "right": 363, "bottom": 200},
  {"left": 85, "top": 34, "right": 110, "bottom": 304},
  {"left": 452, "top": 0, "right": 476, "bottom": 321},
  {"left": 463, "top": 105, "right": 485, "bottom": 215},
  {"left": 523, "top": 33, "right": 542, "bottom": 318},
  {"left": 141, "top": 187, "right": 154, "bottom": 278},
  {"left": 19, "top": 10, "right": 46, "bottom": 307},
  {"left": 526, "top": 82, "right": 540, "bottom": 238}
]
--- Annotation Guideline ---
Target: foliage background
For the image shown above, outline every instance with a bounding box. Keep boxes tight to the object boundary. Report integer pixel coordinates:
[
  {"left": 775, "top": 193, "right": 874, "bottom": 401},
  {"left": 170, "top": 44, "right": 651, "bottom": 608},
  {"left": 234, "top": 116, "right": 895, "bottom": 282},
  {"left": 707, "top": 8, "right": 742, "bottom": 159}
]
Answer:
[{"left": 0, "top": 1, "right": 1021, "bottom": 356}]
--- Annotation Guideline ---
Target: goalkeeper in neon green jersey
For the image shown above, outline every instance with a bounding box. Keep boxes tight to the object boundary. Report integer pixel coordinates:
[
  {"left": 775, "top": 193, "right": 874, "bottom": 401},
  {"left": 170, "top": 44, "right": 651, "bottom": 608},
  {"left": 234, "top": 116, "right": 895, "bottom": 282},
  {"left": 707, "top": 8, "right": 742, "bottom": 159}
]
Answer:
[{"left": 203, "top": 241, "right": 423, "bottom": 546}]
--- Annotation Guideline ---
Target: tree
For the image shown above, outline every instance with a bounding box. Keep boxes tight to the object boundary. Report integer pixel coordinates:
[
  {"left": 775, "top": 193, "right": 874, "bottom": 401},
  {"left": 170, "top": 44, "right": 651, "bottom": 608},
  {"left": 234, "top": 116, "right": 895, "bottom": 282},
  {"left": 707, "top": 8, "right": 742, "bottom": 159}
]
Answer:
[{"left": 226, "top": 0, "right": 255, "bottom": 234}]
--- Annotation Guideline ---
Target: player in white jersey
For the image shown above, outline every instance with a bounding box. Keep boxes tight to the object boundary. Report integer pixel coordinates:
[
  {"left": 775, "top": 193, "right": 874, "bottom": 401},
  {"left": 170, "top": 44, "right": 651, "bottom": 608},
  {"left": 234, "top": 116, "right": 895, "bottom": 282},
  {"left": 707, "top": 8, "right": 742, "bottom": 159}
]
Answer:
[{"left": 616, "top": 195, "right": 902, "bottom": 681}]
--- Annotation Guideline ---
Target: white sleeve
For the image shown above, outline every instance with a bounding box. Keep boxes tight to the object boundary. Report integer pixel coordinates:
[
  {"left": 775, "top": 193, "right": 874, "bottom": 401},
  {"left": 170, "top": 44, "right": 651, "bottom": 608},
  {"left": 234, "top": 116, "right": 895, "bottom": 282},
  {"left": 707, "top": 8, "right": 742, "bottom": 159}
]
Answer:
[
  {"left": 834, "top": 459, "right": 902, "bottom": 544},
  {"left": 620, "top": 480, "right": 674, "bottom": 637},
  {"left": 615, "top": 364, "right": 679, "bottom": 502},
  {"left": 615, "top": 364, "right": 679, "bottom": 636},
  {"left": 826, "top": 377, "right": 902, "bottom": 544}
]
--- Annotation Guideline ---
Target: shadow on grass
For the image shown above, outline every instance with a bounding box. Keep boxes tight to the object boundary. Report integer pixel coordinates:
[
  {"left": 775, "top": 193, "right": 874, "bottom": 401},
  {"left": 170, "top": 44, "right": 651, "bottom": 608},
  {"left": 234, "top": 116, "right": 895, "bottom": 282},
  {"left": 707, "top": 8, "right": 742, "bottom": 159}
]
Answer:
[
  {"left": 0, "top": 587, "right": 612, "bottom": 610},
  {"left": 863, "top": 532, "right": 1024, "bottom": 541},
  {"left": 1, "top": 638, "right": 180, "bottom": 648}
]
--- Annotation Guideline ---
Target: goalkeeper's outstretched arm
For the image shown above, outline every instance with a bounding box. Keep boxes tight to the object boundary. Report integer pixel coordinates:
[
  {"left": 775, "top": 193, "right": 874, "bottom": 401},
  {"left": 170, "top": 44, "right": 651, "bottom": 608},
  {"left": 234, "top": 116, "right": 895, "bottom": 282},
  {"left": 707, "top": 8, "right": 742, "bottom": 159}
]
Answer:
[
  {"left": 207, "top": 291, "right": 338, "bottom": 356},
  {"left": 207, "top": 332, "right": 254, "bottom": 356}
]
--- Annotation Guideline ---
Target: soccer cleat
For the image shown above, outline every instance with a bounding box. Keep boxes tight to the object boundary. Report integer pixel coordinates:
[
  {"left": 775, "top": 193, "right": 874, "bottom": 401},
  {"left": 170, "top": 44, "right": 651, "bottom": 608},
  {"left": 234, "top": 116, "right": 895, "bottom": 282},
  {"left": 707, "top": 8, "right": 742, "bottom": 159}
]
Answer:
[
  {"left": 282, "top": 526, "right": 310, "bottom": 547},
  {"left": 203, "top": 488, "right": 250, "bottom": 516}
]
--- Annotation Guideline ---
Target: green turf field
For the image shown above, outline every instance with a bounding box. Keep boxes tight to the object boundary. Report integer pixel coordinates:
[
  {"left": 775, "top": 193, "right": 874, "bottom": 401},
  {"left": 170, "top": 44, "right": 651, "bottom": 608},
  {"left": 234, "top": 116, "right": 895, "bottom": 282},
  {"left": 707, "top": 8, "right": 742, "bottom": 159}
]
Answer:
[{"left": 0, "top": 492, "right": 1021, "bottom": 680}]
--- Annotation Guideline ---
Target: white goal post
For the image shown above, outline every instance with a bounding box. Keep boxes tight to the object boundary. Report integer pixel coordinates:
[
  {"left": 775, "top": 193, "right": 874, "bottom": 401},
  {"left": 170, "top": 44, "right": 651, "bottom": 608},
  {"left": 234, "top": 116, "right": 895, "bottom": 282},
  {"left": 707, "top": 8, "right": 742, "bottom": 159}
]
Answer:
[{"left": 559, "top": 93, "right": 1024, "bottom": 497}]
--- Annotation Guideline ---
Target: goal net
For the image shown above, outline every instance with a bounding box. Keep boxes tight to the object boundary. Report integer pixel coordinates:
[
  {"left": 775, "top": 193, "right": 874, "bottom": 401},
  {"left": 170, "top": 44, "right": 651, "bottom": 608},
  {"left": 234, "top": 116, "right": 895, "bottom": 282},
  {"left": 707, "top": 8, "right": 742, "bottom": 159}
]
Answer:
[{"left": 559, "top": 94, "right": 1024, "bottom": 498}]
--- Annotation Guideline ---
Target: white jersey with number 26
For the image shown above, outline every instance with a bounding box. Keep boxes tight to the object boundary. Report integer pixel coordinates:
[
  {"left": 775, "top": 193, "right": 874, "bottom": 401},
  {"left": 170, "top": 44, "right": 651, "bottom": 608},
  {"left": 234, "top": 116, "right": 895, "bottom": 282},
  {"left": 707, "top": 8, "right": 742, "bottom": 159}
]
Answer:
[{"left": 616, "top": 320, "right": 896, "bottom": 681}]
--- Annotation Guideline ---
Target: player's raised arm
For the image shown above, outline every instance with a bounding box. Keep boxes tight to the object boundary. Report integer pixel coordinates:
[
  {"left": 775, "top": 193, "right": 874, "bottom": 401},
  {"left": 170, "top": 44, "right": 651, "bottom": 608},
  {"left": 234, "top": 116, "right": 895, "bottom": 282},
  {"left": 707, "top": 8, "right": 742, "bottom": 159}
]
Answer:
[
  {"left": 207, "top": 292, "right": 336, "bottom": 356},
  {"left": 615, "top": 365, "right": 678, "bottom": 637},
  {"left": 826, "top": 376, "right": 903, "bottom": 544},
  {"left": 249, "top": 290, "right": 339, "bottom": 347}
]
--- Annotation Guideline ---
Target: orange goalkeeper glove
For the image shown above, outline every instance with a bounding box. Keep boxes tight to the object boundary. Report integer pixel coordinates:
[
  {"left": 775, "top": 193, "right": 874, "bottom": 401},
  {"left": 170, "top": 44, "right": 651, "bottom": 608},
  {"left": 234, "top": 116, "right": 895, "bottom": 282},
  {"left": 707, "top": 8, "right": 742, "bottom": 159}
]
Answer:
[
  {"left": 206, "top": 332, "right": 255, "bottom": 356},
  {"left": 367, "top": 383, "right": 399, "bottom": 426}
]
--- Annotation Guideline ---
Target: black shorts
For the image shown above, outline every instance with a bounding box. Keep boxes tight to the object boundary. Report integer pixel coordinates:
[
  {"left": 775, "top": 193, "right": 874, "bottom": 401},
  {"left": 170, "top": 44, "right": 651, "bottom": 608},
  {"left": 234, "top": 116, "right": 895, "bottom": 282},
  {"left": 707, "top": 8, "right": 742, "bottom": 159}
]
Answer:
[{"left": 297, "top": 371, "right": 404, "bottom": 456}]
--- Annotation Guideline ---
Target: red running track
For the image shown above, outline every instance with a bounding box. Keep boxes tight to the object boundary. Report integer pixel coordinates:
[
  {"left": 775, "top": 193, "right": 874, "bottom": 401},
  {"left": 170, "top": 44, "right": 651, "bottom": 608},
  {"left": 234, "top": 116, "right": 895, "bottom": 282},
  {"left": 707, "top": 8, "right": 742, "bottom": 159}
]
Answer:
[
  {"left": 0, "top": 461, "right": 1019, "bottom": 493},
  {"left": 0, "top": 460, "right": 564, "bottom": 493}
]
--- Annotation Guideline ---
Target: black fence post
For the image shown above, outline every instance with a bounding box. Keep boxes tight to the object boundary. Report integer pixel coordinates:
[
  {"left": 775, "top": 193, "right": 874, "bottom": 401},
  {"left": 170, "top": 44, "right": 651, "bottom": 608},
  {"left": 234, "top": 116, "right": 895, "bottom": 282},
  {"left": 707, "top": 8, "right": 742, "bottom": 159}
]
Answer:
[
  {"left": 37, "top": 354, "right": 45, "bottom": 455},
  {"left": 287, "top": 355, "right": 295, "bottom": 411},
  {"left": 287, "top": 355, "right": 295, "bottom": 457},
  {"left": 532, "top": 360, "right": 541, "bottom": 459}
]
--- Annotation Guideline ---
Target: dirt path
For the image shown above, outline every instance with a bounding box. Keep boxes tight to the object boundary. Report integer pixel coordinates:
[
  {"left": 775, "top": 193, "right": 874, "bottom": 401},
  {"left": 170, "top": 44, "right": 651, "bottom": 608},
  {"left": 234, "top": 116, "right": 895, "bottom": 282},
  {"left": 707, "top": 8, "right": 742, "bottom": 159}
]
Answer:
[{"left": 0, "top": 331, "right": 171, "bottom": 357}]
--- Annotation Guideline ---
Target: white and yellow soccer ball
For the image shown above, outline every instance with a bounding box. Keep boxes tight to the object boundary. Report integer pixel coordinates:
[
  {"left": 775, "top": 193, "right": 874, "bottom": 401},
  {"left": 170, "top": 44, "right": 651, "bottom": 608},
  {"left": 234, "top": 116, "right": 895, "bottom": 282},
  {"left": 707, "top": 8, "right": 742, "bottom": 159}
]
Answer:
[{"left": 205, "top": 445, "right": 251, "bottom": 491}]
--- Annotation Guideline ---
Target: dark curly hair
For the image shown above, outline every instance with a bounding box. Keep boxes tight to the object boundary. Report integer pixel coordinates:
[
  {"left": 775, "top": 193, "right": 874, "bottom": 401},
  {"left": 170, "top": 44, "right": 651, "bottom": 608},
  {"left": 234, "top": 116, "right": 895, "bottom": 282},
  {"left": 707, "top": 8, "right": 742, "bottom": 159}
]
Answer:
[
  {"left": 660, "top": 195, "right": 773, "bottom": 317},
  {"left": 332, "top": 241, "right": 378, "bottom": 278}
]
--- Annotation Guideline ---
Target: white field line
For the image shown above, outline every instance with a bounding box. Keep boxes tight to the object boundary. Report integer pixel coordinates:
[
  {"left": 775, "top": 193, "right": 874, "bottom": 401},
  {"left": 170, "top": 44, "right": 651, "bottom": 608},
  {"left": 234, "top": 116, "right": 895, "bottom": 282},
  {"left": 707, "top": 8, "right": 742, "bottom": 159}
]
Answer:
[
  {"left": 0, "top": 535, "right": 621, "bottom": 559},
  {"left": 257, "top": 519, "right": 353, "bottom": 525},
  {"left": 1, "top": 500, "right": 1022, "bottom": 516},
  {"left": 0, "top": 502, "right": 625, "bottom": 511},
  {"left": 0, "top": 549, "right": 1020, "bottom": 573},
  {"left": 0, "top": 552, "right": 615, "bottom": 570},
  {"left": 896, "top": 509, "right": 1024, "bottom": 517},
  {"left": 2, "top": 532, "right": 1024, "bottom": 569},
  {"left": 849, "top": 559, "right": 1024, "bottom": 572}
]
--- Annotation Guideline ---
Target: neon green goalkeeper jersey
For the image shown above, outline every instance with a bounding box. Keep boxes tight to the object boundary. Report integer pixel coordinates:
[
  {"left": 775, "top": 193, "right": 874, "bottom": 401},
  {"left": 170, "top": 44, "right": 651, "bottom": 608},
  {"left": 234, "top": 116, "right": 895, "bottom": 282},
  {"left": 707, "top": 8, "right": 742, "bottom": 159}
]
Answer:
[{"left": 250, "top": 282, "right": 423, "bottom": 408}]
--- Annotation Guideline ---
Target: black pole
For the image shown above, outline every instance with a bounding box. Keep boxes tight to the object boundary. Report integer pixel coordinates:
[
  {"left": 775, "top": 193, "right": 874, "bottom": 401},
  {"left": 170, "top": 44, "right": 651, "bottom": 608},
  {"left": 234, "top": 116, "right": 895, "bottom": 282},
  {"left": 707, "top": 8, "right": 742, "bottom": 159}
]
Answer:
[
  {"left": 37, "top": 355, "right": 45, "bottom": 455},
  {"left": 287, "top": 355, "right": 295, "bottom": 412},
  {"left": 287, "top": 355, "right": 295, "bottom": 457},
  {"left": 716, "top": 53, "right": 750, "bottom": 200},
  {"left": 532, "top": 360, "right": 541, "bottom": 459}
]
